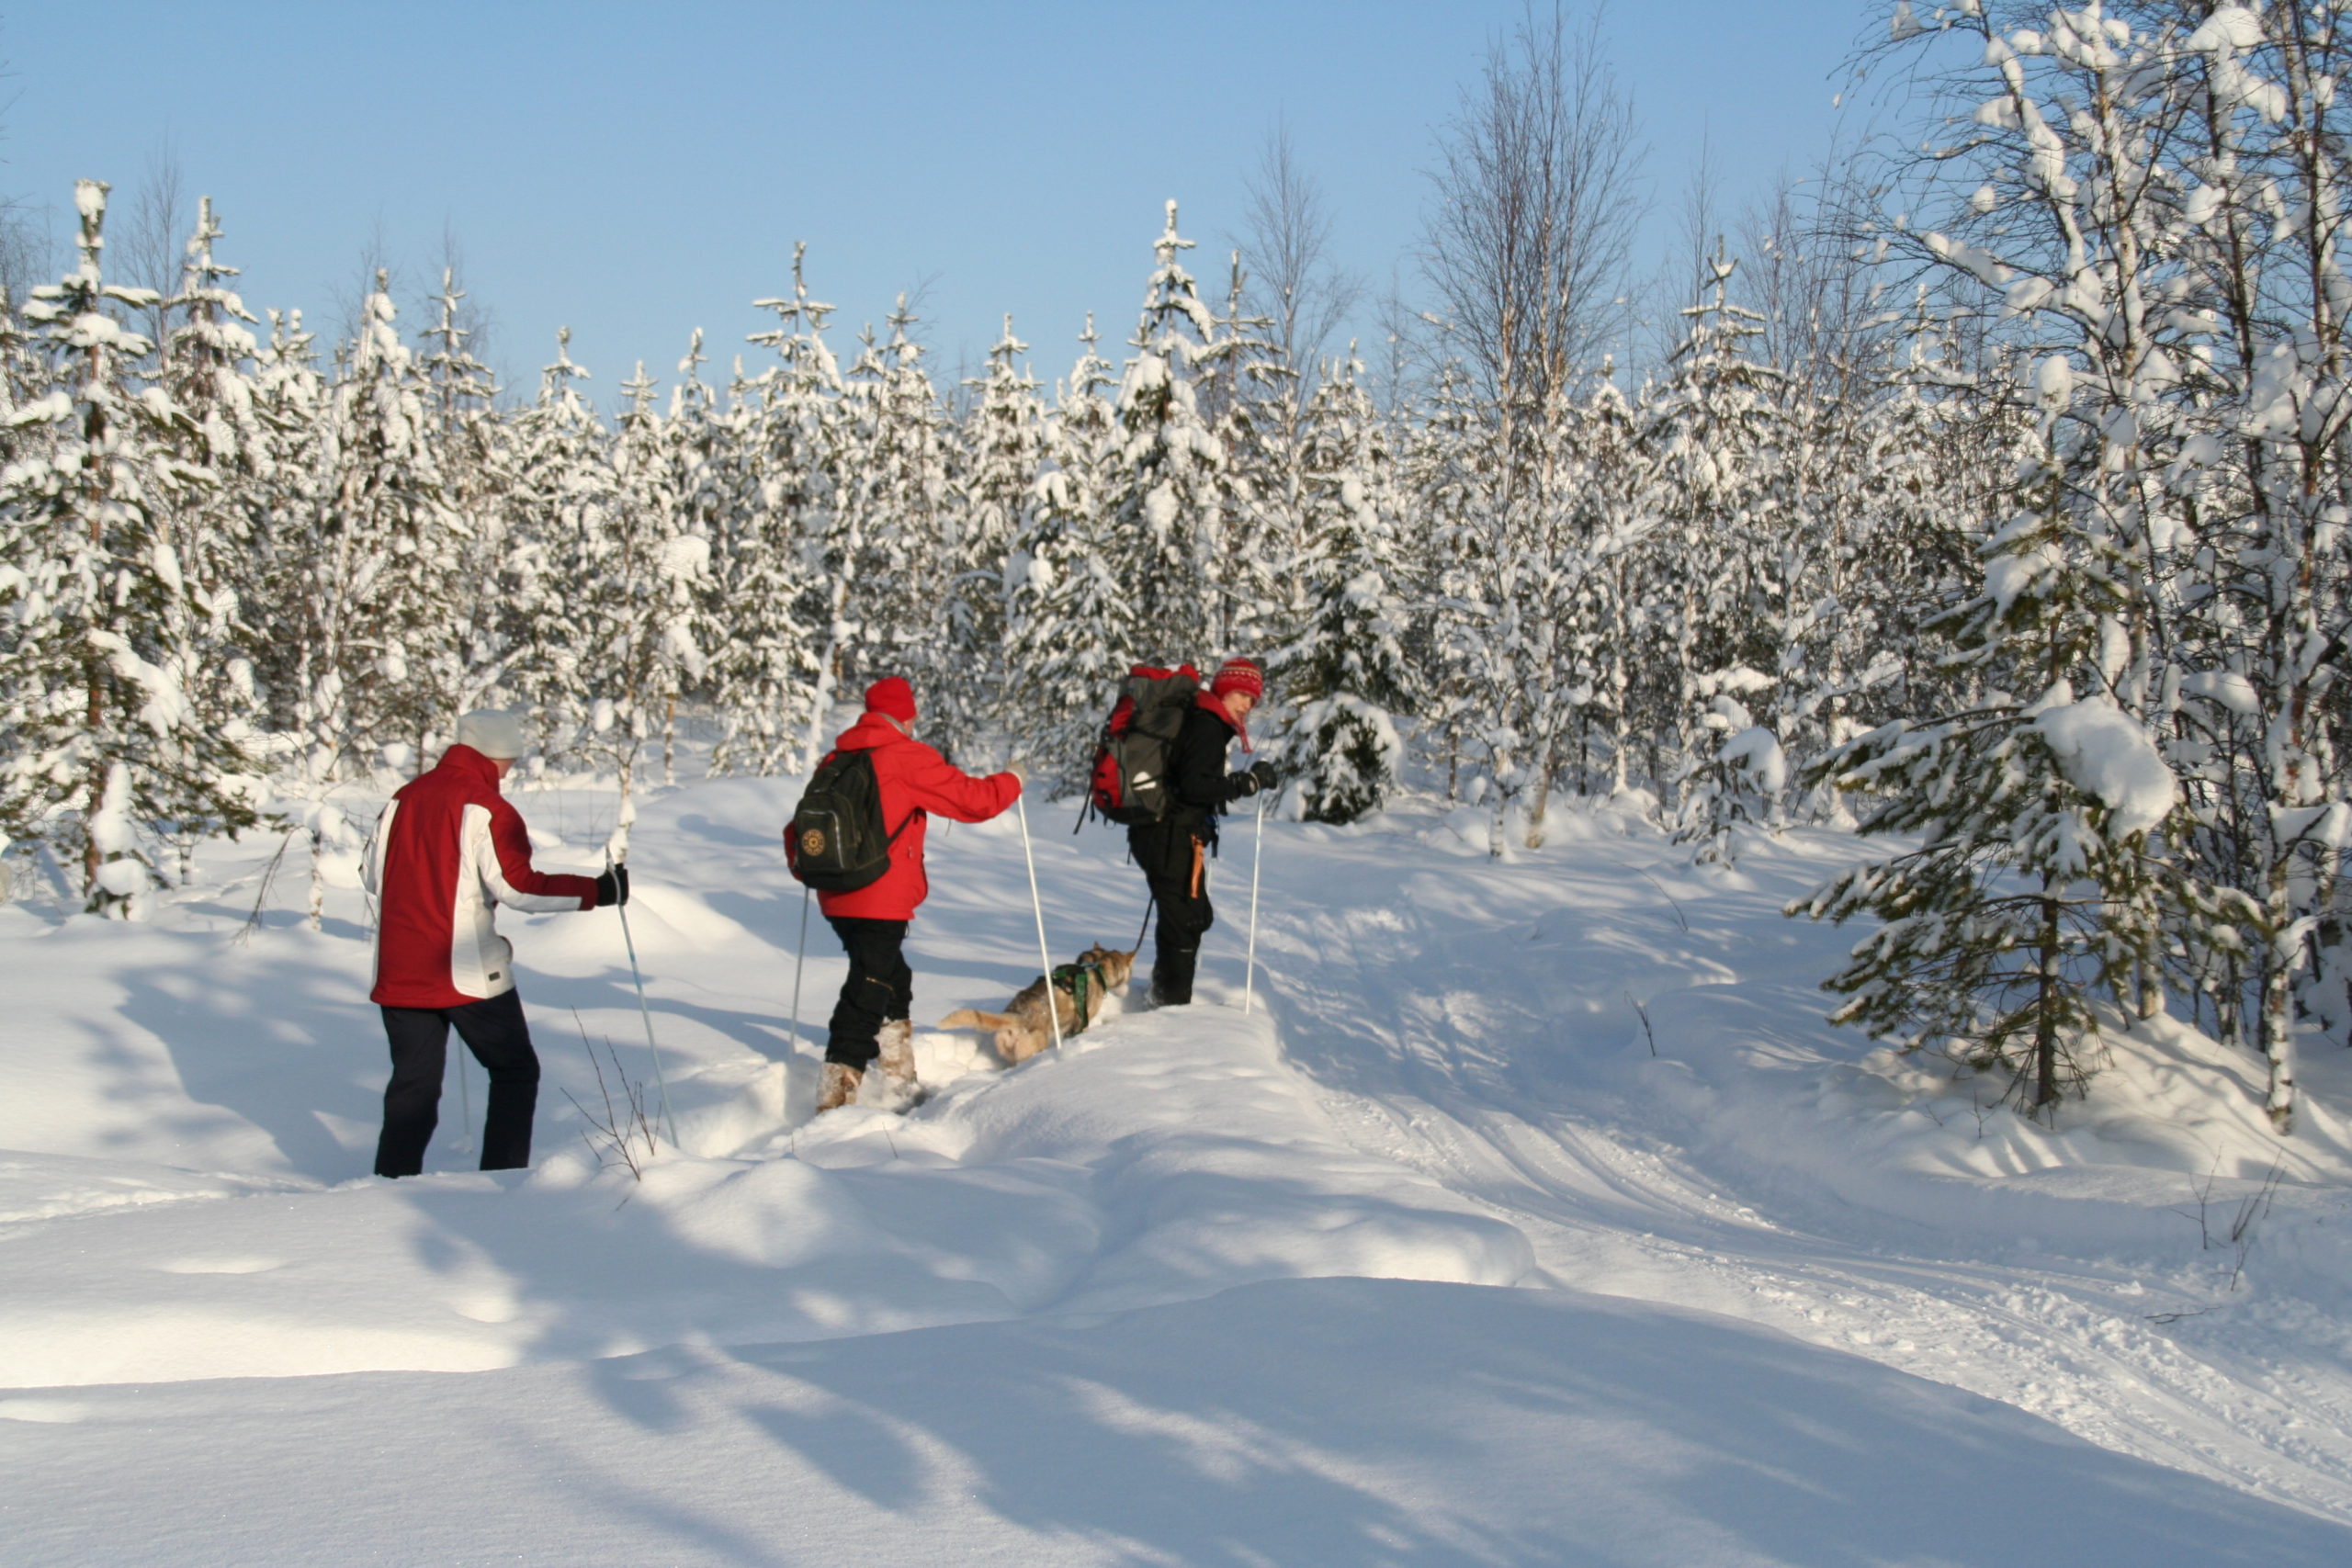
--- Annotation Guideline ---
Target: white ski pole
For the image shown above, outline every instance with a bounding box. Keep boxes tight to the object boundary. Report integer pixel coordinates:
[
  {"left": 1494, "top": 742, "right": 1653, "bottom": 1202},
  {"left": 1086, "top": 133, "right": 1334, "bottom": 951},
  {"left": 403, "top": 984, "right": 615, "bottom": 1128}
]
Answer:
[
  {"left": 607, "top": 849, "right": 679, "bottom": 1150},
  {"left": 788, "top": 880, "right": 812, "bottom": 1050},
  {"left": 1015, "top": 795, "right": 1065, "bottom": 1053},
  {"left": 454, "top": 1046, "right": 475, "bottom": 1155},
  {"left": 1244, "top": 789, "right": 1267, "bottom": 1016}
]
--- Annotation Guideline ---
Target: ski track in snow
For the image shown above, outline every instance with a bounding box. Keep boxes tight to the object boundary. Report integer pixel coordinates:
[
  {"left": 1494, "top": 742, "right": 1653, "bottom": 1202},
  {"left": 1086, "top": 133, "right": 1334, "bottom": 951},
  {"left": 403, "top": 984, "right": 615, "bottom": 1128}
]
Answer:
[
  {"left": 6, "top": 769, "right": 2352, "bottom": 1562},
  {"left": 1265, "top": 816, "right": 2352, "bottom": 1526}
]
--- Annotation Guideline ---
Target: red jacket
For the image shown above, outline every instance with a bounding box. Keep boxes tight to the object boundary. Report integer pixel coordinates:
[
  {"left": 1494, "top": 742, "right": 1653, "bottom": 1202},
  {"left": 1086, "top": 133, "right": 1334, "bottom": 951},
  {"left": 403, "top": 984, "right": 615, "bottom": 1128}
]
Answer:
[
  {"left": 808, "top": 714, "right": 1022, "bottom": 920},
  {"left": 363, "top": 745, "right": 599, "bottom": 1009}
]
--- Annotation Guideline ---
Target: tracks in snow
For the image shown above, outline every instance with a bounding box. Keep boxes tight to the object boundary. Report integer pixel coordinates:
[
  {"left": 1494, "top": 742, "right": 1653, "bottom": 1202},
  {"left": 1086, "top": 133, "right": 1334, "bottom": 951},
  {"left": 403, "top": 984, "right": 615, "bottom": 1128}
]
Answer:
[{"left": 1263, "top": 850, "right": 2352, "bottom": 1526}]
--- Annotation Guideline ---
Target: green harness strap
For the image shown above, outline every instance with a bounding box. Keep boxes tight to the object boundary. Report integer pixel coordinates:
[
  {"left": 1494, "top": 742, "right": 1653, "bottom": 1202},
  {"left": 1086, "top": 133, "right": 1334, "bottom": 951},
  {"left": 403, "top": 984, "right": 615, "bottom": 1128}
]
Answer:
[{"left": 1046, "top": 960, "right": 1108, "bottom": 1038}]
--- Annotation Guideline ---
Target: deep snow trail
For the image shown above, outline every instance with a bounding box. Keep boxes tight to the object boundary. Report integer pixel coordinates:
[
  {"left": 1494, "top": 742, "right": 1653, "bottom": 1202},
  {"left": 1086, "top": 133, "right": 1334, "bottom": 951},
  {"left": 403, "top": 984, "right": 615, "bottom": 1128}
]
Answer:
[
  {"left": 6, "top": 772, "right": 2352, "bottom": 1564},
  {"left": 1246, "top": 805, "right": 2352, "bottom": 1527}
]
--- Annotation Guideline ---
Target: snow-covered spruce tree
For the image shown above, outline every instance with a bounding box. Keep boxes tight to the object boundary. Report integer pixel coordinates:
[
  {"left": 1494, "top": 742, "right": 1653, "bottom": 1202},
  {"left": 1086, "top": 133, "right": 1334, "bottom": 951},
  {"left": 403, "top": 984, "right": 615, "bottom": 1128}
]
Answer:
[
  {"left": 1196, "top": 249, "right": 1285, "bottom": 658},
  {"left": 588, "top": 357, "right": 712, "bottom": 807},
  {"left": 1642, "top": 254, "right": 1795, "bottom": 847},
  {"left": 1107, "top": 202, "right": 1229, "bottom": 666},
  {"left": 151, "top": 197, "right": 272, "bottom": 879},
  {"left": 1720, "top": 169, "right": 1958, "bottom": 813},
  {"left": 1564, "top": 369, "right": 1655, "bottom": 798},
  {"left": 1396, "top": 355, "right": 1499, "bottom": 804},
  {"left": 1003, "top": 317, "right": 1136, "bottom": 790},
  {"left": 414, "top": 267, "right": 512, "bottom": 722},
  {"left": 813, "top": 324, "right": 909, "bottom": 738},
  {"left": 1415, "top": 288, "right": 1649, "bottom": 852},
  {"left": 717, "top": 244, "right": 833, "bottom": 777},
  {"left": 650, "top": 329, "right": 726, "bottom": 782},
  {"left": 500, "top": 327, "right": 611, "bottom": 764},
  {"left": 1273, "top": 351, "right": 1410, "bottom": 823},
  {"left": 243, "top": 308, "right": 327, "bottom": 740},
  {"left": 1510, "top": 359, "right": 1680, "bottom": 842},
  {"left": 852, "top": 300, "right": 962, "bottom": 754},
  {"left": 1676, "top": 671, "right": 1789, "bottom": 867},
  {"left": 0, "top": 180, "right": 257, "bottom": 907},
  {"left": 953, "top": 316, "right": 1044, "bottom": 763},
  {"left": 312, "top": 272, "right": 461, "bottom": 773},
  {"left": 1794, "top": 299, "right": 1994, "bottom": 799},
  {"left": 1793, "top": 358, "right": 2177, "bottom": 1116}
]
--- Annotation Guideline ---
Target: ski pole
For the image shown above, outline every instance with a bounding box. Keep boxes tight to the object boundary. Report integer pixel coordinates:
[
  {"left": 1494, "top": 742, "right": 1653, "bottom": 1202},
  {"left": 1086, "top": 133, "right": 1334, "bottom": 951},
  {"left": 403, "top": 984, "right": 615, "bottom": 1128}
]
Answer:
[
  {"left": 1244, "top": 790, "right": 1267, "bottom": 1016},
  {"left": 788, "top": 880, "right": 811, "bottom": 1050},
  {"left": 1015, "top": 794, "right": 1065, "bottom": 1053},
  {"left": 607, "top": 849, "right": 679, "bottom": 1150},
  {"left": 455, "top": 1046, "right": 475, "bottom": 1155}
]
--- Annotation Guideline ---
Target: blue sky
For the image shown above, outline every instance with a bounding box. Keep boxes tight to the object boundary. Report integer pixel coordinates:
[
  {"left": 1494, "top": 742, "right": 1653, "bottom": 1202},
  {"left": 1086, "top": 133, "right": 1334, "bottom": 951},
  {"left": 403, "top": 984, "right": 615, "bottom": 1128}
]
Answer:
[{"left": 2, "top": 2, "right": 1879, "bottom": 403}]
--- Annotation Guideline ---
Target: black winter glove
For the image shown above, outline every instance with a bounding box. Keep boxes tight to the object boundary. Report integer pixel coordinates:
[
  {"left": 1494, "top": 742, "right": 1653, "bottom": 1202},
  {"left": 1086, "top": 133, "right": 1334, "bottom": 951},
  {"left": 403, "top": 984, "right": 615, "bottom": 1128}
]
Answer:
[
  {"left": 594, "top": 865, "right": 630, "bottom": 908},
  {"left": 1228, "top": 761, "right": 1278, "bottom": 799}
]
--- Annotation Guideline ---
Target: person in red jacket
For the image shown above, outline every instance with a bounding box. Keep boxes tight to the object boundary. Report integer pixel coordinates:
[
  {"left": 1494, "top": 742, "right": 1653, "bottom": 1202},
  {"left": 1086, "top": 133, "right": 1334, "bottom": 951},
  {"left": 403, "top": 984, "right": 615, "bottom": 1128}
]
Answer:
[
  {"left": 361, "top": 708, "right": 625, "bottom": 1177},
  {"left": 808, "top": 676, "right": 1023, "bottom": 1112}
]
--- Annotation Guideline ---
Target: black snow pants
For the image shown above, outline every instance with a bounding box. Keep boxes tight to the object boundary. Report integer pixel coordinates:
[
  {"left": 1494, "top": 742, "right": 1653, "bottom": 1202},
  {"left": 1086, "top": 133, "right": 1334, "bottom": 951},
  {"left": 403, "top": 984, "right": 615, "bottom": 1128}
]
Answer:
[
  {"left": 824, "top": 915, "right": 913, "bottom": 1070},
  {"left": 375, "top": 987, "right": 541, "bottom": 1178},
  {"left": 1128, "top": 821, "right": 1213, "bottom": 1006}
]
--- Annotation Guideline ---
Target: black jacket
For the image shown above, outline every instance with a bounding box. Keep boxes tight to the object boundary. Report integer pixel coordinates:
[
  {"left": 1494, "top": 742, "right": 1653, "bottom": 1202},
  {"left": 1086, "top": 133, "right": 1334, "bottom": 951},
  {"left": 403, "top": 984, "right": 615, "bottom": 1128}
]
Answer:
[{"left": 1127, "top": 701, "right": 1254, "bottom": 875}]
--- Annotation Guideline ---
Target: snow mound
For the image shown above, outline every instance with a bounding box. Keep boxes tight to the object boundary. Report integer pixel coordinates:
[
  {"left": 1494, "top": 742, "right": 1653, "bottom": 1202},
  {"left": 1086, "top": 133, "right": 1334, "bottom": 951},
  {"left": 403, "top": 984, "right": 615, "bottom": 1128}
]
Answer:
[
  {"left": 0, "top": 1006, "right": 1530, "bottom": 1389},
  {"left": 13, "top": 1278, "right": 2350, "bottom": 1568}
]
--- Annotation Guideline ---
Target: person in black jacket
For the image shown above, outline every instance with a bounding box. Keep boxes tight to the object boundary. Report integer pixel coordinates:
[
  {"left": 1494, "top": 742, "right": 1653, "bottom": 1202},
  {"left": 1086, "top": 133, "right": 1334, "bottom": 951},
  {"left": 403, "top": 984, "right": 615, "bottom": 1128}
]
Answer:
[{"left": 1127, "top": 657, "right": 1277, "bottom": 1006}]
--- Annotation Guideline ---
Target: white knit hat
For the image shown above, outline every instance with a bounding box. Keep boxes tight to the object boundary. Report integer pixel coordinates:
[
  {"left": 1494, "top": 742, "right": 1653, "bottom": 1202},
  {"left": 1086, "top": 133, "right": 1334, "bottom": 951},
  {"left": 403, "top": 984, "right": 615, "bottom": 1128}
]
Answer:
[{"left": 455, "top": 708, "right": 528, "bottom": 760}]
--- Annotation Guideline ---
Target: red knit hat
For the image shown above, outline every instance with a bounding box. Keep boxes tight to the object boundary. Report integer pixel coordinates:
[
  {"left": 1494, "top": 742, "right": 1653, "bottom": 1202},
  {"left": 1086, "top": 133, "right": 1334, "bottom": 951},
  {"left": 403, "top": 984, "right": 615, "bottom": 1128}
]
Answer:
[
  {"left": 865, "top": 676, "right": 918, "bottom": 724},
  {"left": 1211, "top": 658, "right": 1264, "bottom": 702}
]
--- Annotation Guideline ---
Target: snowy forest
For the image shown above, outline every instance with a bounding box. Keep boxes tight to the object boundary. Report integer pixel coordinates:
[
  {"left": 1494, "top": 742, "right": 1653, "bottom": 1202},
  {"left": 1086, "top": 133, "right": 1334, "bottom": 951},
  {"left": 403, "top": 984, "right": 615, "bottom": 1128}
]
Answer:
[{"left": 2, "top": 0, "right": 2347, "bottom": 1128}]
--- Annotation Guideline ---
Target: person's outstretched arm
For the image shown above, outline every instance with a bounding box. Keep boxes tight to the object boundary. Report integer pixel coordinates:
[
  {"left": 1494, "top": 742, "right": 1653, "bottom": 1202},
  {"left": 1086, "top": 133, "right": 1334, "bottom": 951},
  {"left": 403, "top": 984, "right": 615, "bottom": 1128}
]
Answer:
[
  {"left": 472, "top": 800, "right": 601, "bottom": 911},
  {"left": 899, "top": 744, "right": 1023, "bottom": 823}
]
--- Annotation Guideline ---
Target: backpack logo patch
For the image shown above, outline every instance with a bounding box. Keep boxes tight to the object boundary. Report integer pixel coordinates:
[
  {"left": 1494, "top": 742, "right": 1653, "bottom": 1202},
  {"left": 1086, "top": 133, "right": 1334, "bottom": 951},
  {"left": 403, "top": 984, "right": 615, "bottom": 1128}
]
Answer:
[{"left": 786, "top": 749, "right": 920, "bottom": 893}]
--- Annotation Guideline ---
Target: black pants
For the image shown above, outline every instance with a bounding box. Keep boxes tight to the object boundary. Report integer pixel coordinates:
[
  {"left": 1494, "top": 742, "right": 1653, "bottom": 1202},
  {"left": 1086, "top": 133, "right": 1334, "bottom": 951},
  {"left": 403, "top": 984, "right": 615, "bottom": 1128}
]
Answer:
[
  {"left": 1129, "top": 822, "right": 1213, "bottom": 1004},
  {"left": 375, "top": 987, "right": 540, "bottom": 1178},
  {"left": 825, "top": 915, "right": 912, "bottom": 1069}
]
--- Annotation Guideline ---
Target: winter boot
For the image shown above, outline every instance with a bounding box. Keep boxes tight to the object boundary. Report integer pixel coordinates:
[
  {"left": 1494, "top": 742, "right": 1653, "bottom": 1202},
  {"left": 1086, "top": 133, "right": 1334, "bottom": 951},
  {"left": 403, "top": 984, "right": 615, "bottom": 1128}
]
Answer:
[
  {"left": 1148, "top": 946, "right": 1198, "bottom": 1009},
  {"left": 876, "top": 1019, "right": 920, "bottom": 1108},
  {"left": 815, "top": 1061, "right": 864, "bottom": 1113}
]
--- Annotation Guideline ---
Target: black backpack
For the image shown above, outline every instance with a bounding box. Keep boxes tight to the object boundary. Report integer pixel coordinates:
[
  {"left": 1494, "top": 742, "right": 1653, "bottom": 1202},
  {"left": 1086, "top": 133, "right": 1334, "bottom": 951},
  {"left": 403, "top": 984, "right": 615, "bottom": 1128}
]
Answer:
[
  {"left": 1084, "top": 664, "right": 1201, "bottom": 827},
  {"left": 786, "top": 750, "right": 918, "bottom": 892}
]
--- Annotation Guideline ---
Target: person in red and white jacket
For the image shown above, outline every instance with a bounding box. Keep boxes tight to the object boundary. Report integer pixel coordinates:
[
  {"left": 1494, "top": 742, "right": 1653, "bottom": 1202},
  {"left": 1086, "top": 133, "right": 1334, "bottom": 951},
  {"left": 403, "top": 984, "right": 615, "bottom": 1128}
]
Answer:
[
  {"left": 361, "top": 709, "right": 624, "bottom": 1178},
  {"left": 799, "top": 677, "right": 1023, "bottom": 1113}
]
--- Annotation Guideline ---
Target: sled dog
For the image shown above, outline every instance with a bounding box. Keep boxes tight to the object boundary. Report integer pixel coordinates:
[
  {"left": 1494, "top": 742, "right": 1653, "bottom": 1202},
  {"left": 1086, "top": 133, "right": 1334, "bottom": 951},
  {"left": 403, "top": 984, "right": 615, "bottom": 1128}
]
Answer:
[{"left": 939, "top": 944, "right": 1138, "bottom": 1066}]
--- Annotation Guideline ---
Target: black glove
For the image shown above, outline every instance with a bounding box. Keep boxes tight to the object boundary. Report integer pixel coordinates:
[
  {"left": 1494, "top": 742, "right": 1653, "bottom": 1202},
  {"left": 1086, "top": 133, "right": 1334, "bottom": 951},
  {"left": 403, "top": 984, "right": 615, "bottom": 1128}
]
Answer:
[
  {"left": 594, "top": 865, "right": 630, "bottom": 908},
  {"left": 1228, "top": 761, "right": 1278, "bottom": 799}
]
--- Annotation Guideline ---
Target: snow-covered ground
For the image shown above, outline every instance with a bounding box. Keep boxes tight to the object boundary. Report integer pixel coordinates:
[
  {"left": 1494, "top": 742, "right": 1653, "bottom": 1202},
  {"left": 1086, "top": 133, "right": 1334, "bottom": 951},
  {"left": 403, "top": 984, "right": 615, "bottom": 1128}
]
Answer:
[{"left": 6, "top": 763, "right": 2352, "bottom": 1565}]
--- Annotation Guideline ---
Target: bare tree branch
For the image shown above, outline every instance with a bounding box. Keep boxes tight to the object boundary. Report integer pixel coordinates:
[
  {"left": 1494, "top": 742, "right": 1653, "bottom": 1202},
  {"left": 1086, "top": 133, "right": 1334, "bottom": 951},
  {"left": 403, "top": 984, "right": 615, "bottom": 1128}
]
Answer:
[
  {"left": 1232, "top": 118, "right": 1364, "bottom": 409},
  {"left": 1419, "top": 0, "right": 1647, "bottom": 421},
  {"left": 117, "top": 139, "right": 189, "bottom": 363}
]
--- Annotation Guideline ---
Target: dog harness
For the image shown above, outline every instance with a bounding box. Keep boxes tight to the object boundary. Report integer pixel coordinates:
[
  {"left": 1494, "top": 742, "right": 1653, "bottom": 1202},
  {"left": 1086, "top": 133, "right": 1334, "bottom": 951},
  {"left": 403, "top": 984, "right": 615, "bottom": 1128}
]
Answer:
[{"left": 1045, "top": 959, "right": 1112, "bottom": 1038}]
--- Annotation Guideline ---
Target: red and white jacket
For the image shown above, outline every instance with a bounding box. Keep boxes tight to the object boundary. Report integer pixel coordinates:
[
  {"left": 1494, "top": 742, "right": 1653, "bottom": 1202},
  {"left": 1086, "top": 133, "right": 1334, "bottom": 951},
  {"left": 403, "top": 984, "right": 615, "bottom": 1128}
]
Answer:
[{"left": 363, "top": 745, "right": 599, "bottom": 1009}]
